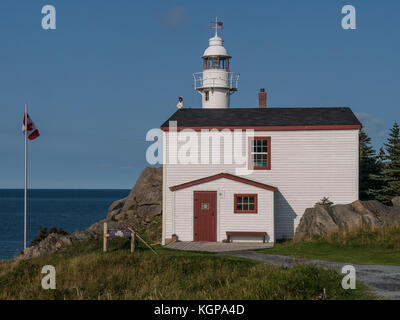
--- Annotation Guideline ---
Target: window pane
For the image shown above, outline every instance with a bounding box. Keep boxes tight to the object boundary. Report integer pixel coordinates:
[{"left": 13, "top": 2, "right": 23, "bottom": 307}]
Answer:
[
  {"left": 201, "top": 203, "right": 209, "bottom": 210},
  {"left": 261, "top": 154, "right": 267, "bottom": 166},
  {"left": 262, "top": 140, "right": 267, "bottom": 152},
  {"left": 211, "top": 57, "right": 220, "bottom": 69},
  {"left": 252, "top": 155, "right": 257, "bottom": 167},
  {"left": 249, "top": 203, "right": 254, "bottom": 210},
  {"left": 237, "top": 203, "right": 243, "bottom": 210}
]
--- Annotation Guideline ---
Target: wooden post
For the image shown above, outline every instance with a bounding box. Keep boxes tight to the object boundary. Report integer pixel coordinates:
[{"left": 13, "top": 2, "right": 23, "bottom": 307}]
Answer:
[
  {"left": 131, "top": 231, "right": 135, "bottom": 253},
  {"left": 103, "top": 222, "right": 107, "bottom": 252},
  {"left": 128, "top": 227, "right": 158, "bottom": 256}
]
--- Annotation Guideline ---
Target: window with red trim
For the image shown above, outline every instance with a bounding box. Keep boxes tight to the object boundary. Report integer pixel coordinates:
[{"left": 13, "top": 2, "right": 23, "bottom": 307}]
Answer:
[
  {"left": 249, "top": 137, "right": 271, "bottom": 170},
  {"left": 234, "top": 194, "right": 258, "bottom": 214}
]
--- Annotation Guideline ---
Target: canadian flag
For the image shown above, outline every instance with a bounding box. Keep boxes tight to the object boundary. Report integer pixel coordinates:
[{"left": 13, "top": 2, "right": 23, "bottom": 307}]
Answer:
[{"left": 22, "top": 113, "right": 40, "bottom": 140}]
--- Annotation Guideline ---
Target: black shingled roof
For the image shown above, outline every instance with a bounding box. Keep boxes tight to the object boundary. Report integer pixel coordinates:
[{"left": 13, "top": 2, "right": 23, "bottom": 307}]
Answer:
[{"left": 161, "top": 107, "right": 361, "bottom": 128}]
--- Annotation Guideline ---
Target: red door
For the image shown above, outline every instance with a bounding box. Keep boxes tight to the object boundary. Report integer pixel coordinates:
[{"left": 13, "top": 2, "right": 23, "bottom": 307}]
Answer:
[{"left": 194, "top": 191, "right": 217, "bottom": 242}]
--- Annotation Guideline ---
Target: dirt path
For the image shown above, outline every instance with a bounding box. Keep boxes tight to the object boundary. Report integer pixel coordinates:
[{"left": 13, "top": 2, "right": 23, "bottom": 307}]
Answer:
[{"left": 224, "top": 251, "right": 400, "bottom": 300}]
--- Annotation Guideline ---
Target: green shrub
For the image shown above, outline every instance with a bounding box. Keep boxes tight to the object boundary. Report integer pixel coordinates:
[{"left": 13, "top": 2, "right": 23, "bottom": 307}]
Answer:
[
  {"left": 30, "top": 226, "right": 69, "bottom": 246},
  {"left": 315, "top": 197, "right": 334, "bottom": 206}
]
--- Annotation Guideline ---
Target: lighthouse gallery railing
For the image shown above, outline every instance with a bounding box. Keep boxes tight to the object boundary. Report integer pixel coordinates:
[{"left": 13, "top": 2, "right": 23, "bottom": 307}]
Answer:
[{"left": 193, "top": 72, "right": 240, "bottom": 91}]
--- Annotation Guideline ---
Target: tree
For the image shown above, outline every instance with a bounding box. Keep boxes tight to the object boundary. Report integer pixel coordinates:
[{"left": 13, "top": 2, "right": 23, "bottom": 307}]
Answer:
[
  {"left": 369, "top": 122, "right": 400, "bottom": 204},
  {"left": 368, "top": 147, "right": 386, "bottom": 202},
  {"left": 382, "top": 122, "right": 400, "bottom": 201},
  {"left": 359, "top": 129, "right": 378, "bottom": 200},
  {"left": 377, "top": 147, "right": 386, "bottom": 170},
  {"left": 30, "top": 226, "right": 48, "bottom": 246}
]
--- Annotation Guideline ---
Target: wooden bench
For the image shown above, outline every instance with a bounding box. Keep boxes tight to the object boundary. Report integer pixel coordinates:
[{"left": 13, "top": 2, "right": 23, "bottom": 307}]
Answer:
[{"left": 226, "top": 231, "right": 266, "bottom": 243}]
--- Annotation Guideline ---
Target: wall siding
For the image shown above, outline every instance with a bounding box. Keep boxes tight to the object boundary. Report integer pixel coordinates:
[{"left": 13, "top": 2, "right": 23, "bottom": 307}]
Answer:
[{"left": 164, "top": 129, "right": 359, "bottom": 240}]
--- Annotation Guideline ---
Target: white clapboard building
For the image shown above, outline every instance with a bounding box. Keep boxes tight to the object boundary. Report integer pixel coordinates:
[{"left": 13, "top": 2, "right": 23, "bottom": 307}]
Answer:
[{"left": 160, "top": 21, "right": 361, "bottom": 244}]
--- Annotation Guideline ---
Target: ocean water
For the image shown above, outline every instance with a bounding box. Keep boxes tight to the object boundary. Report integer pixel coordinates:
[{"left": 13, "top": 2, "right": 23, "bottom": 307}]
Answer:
[{"left": 0, "top": 189, "right": 129, "bottom": 260}]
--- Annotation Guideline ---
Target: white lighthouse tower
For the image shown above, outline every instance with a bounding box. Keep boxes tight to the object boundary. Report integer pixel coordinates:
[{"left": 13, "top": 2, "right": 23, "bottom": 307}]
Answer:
[{"left": 193, "top": 19, "right": 240, "bottom": 109}]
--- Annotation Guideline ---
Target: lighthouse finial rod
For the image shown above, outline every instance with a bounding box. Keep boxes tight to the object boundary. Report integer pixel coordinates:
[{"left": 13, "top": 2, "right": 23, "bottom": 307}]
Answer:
[{"left": 209, "top": 17, "right": 223, "bottom": 37}]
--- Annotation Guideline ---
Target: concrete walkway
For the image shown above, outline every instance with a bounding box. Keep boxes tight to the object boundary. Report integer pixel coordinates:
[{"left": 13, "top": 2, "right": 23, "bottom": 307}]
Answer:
[
  {"left": 225, "top": 251, "right": 400, "bottom": 300},
  {"left": 164, "top": 241, "right": 273, "bottom": 253}
]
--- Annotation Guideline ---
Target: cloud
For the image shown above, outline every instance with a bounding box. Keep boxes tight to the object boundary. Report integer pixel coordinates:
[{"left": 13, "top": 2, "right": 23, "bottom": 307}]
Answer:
[
  {"left": 354, "top": 112, "right": 370, "bottom": 121},
  {"left": 355, "top": 112, "right": 384, "bottom": 132},
  {"left": 157, "top": 6, "right": 190, "bottom": 31}
]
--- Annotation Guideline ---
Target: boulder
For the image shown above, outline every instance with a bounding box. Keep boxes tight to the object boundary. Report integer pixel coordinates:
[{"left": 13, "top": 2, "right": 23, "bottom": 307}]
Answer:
[
  {"left": 294, "top": 198, "right": 400, "bottom": 241},
  {"left": 329, "top": 204, "right": 363, "bottom": 230},
  {"left": 294, "top": 206, "right": 339, "bottom": 241},
  {"left": 71, "top": 230, "right": 93, "bottom": 242},
  {"left": 392, "top": 196, "right": 400, "bottom": 207}
]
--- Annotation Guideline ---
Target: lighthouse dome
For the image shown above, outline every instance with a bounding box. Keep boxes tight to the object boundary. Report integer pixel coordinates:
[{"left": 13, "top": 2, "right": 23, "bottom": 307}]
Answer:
[{"left": 202, "top": 36, "right": 231, "bottom": 58}]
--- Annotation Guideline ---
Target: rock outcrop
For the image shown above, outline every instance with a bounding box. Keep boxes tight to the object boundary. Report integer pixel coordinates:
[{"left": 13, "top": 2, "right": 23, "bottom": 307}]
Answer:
[
  {"left": 87, "top": 166, "right": 162, "bottom": 235},
  {"left": 294, "top": 199, "right": 400, "bottom": 241},
  {"left": 20, "top": 230, "right": 94, "bottom": 260}
]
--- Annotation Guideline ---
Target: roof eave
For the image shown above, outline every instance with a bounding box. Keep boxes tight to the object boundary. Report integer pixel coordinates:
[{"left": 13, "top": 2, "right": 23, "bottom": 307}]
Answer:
[
  {"left": 161, "top": 124, "right": 362, "bottom": 132},
  {"left": 169, "top": 173, "right": 277, "bottom": 192}
]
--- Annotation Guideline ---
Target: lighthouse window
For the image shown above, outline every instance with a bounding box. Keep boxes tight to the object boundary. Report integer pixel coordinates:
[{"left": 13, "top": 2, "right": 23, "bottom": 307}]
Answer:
[
  {"left": 211, "top": 57, "right": 219, "bottom": 69},
  {"left": 203, "top": 57, "right": 229, "bottom": 70},
  {"left": 206, "top": 58, "right": 214, "bottom": 69},
  {"left": 205, "top": 91, "right": 209, "bottom": 101},
  {"left": 220, "top": 59, "right": 225, "bottom": 69}
]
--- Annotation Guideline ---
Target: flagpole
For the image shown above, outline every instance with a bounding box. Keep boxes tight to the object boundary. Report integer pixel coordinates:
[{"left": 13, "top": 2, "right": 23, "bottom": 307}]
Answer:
[{"left": 24, "top": 103, "right": 28, "bottom": 250}]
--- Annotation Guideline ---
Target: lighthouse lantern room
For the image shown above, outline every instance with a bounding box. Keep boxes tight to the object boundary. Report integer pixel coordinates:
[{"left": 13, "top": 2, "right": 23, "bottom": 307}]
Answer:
[{"left": 193, "top": 18, "right": 240, "bottom": 109}]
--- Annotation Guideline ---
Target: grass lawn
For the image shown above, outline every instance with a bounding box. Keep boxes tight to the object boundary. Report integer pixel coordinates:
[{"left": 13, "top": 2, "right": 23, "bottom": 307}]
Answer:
[
  {"left": 0, "top": 238, "right": 375, "bottom": 300},
  {"left": 258, "top": 226, "right": 400, "bottom": 266},
  {"left": 258, "top": 241, "right": 400, "bottom": 266}
]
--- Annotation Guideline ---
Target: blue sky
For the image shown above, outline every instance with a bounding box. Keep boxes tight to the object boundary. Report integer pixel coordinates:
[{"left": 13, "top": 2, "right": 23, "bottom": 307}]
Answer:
[{"left": 0, "top": 0, "right": 399, "bottom": 189}]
